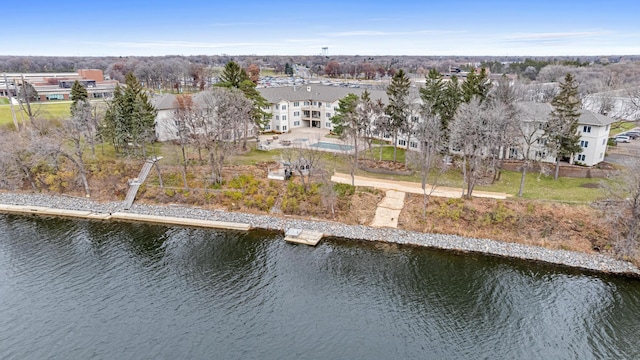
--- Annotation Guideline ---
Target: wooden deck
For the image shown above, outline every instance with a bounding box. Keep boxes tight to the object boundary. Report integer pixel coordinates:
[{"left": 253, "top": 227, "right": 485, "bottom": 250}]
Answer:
[{"left": 284, "top": 228, "right": 324, "bottom": 246}]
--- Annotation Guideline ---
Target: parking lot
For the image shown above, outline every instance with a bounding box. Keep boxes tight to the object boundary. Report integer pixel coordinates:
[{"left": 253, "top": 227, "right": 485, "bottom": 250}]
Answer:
[{"left": 606, "top": 127, "right": 640, "bottom": 164}]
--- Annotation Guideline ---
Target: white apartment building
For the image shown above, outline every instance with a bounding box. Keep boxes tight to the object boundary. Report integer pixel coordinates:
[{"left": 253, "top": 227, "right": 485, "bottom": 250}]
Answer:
[
  {"left": 152, "top": 86, "right": 615, "bottom": 168},
  {"left": 258, "top": 85, "right": 388, "bottom": 133},
  {"left": 515, "top": 102, "right": 614, "bottom": 167}
]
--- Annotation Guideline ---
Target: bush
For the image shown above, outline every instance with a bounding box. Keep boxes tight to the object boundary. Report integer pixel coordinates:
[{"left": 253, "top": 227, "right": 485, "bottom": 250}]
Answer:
[{"left": 334, "top": 183, "right": 355, "bottom": 197}]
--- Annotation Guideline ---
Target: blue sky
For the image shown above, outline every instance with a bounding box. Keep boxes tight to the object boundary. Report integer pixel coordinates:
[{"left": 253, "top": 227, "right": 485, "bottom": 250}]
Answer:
[{"left": 3, "top": 0, "right": 639, "bottom": 56}]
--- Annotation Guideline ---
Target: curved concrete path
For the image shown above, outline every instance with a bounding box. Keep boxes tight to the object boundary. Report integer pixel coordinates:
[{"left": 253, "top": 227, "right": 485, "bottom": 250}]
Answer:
[{"left": 331, "top": 173, "right": 509, "bottom": 200}]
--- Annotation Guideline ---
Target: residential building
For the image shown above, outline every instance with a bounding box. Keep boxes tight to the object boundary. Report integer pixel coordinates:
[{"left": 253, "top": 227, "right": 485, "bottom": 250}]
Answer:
[
  {"left": 515, "top": 102, "right": 614, "bottom": 167},
  {"left": 257, "top": 85, "right": 388, "bottom": 133},
  {"left": 152, "top": 86, "right": 614, "bottom": 167}
]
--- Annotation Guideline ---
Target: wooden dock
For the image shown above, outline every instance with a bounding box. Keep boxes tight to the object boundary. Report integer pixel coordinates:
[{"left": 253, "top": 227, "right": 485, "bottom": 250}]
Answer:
[{"left": 284, "top": 228, "right": 324, "bottom": 246}]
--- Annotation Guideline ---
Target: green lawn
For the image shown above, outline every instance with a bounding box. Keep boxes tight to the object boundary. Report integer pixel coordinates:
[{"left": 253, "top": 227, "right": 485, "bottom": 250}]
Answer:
[
  {"left": 610, "top": 120, "right": 638, "bottom": 136},
  {"left": 0, "top": 102, "right": 71, "bottom": 125},
  {"left": 227, "top": 144, "right": 604, "bottom": 203},
  {"left": 0, "top": 98, "right": 8, "bottom": 105},
  {"left": 475, "top": 170, "right": 606, "bottom": 202}
]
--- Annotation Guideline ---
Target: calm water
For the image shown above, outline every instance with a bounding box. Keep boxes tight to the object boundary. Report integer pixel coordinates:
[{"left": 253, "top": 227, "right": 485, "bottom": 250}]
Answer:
[{"left": 1, "top": 214, "right": 639, "bottom": 359}]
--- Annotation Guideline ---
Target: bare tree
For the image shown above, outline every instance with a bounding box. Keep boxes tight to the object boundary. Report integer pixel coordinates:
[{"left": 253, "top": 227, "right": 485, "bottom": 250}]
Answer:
[
  {"left": 410, "top": 111, "right": 447, "bottom": 215},
  {"left": 0, "top": 125, "right": 47, "bottom": 191},
  {"left": 281, "top": 139, "right": 326, "bottom": 193},
  {"left": 514, "top": 103, "right": 546, "bottom": 197},
  {"left": 198, "top": 87, "right": 253, "bottom": 185},
  {"left": 599, "top": 158, "right": 640, "bottom": 261},
  {"left": 450, "top": 97, "right": 504, "bottom": 199}
]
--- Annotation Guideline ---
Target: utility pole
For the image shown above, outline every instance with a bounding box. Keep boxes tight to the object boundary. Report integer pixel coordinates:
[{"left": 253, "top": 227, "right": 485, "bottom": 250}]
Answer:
[{"left": 3, "top": 73, "right": 19, "bottom": 130}]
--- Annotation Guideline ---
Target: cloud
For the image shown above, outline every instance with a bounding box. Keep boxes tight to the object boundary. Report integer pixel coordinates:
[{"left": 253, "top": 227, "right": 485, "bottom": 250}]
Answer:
[
  {"left": 500, "top": 31, "right": 612, "bottom": 45},
  {"left": 325, "top": 29, "right": 465, "bottom": 37},
  {"left": 84, "top": 41, "right": 280, "bottom": 49}
]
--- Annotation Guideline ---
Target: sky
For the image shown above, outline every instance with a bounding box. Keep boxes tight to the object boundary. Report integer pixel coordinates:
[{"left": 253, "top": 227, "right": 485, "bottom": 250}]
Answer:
[{"left": 3, "top": 0, "right": 640, "bottom": 57}]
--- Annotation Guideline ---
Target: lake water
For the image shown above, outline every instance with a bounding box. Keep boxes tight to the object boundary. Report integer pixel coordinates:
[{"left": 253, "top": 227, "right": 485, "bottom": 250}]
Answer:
[{"left": 1, "top": 214, "right": 639, "bottom": 359}]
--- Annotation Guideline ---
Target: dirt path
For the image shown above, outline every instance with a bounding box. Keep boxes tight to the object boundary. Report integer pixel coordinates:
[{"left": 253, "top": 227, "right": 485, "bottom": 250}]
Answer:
[{"left": 331, "top": 172, "right": 509, "bottom": 200}]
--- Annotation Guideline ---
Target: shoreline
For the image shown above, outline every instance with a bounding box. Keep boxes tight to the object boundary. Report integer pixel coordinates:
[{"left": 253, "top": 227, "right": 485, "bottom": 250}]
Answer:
[{"left": 0, "top": 192, "right": 638, "bottom": 278}]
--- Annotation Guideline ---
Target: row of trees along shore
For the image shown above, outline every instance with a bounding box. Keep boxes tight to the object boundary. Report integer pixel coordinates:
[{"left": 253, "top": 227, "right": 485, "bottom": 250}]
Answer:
[{"left": 0, "top": 60, "right": 639, "bottom": 261}]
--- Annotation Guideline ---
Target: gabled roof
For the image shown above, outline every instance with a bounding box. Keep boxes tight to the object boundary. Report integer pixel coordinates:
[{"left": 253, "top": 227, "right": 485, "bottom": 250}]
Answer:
[
  {"left": 578, "top": 109, "right": 616, "bottom": 126},
  {"left": 258, "top": 85, "right": 388, "bottom": 104},
  {"left": 515, "top": 101, "right": 616, "bottom": 127},
  {"left": 516, "top": 101, "right": 553, "bottom": 122},
  {"left": 151, "top": 93, "right": 177, "bottom": 110}
]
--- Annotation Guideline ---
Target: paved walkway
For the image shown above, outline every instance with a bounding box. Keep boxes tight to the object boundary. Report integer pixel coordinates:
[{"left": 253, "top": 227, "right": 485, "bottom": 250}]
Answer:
[
  {"left": 330, "top": 173, "right": 509, "bottom": 200},
  {"left": 370, "top": 190, "right": 405, "bottom": 228},
  {"left": 332, "top": 172, "right": 509, "bottom": 229}
]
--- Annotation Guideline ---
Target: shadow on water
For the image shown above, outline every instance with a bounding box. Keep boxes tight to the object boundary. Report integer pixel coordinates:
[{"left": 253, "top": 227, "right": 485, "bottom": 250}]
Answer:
[{"left": 0, "top": 214, "right": 639, "bottom": 360}]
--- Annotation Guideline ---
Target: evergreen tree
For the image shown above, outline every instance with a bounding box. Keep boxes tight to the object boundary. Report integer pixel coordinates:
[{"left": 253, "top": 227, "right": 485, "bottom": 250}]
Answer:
[
  {"left": 461, "top": 68, "right": 490, "bottom": 103},
  {"left": 103, "top": 73, "right": 157, "bottom": 155},
  {"left": 218, "top": 61, "right": 248, "bottom": 88},
  {"left": 385, "top": 69, "right": 411, "bottom": 162},
  {"left": 545, "top": 73, "right": 582, "bottom": 180},
  {"left": 70, "top": 80, "right": 89, "bottom": 116},
  {"left": 284, "top": 63, "right": 294, "bottom": 76}
]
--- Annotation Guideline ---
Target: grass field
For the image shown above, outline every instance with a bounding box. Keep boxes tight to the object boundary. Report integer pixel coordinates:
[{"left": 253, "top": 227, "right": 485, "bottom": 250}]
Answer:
[{"left": 0, "top": 102, "right": 71, "bottom": 125}]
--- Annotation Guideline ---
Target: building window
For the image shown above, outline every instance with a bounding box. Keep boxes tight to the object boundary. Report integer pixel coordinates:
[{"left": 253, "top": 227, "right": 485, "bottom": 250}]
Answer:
[
  {"left": 275, "top": 104, "right": 279, "bottom": 110},
  {"left": 282, "top": 115, "right": 287, "bottom": 121},
  {"left": 606, "top": 125, "right": 609, "bottom": 131},
  {"left": 411, "top": 116, "right": 419, "bottom": 123},
  {"left": 580, "top": 140, "right": 589, "bottom": 148},
  {"left": 318, "top": 102, "right": 322, "bottom": 107},
  {"left": 264, "top": 124, "right": 271, "bottom": 130},
  {"left": 398, "top": 139, "right": 406, "bottom": 146},
  {"left": 600, "top": 152, "right": 603, "bottom": 158},
  {"left": 576, "top": 154, "right": 586, "bottom": 161},
  {"left": 281, "top": 105, "right": 287, "bottom": 110},
  {"left": 304, "top": 101, "right": 310, "bottom": 106},
  {"left": 293, "top": 102, "right": 300, "bottom": 107},
  {"left": 275, "top": 115, "right": 280, "bottom": 120},
  {"left": 276, "top": 125, "right": 280, "bottom": 130},
  {"left": 325, "top": 122, "right": 331, "bottom": 128},
  {"left": 326, "top": 113, "right": 331, "bottom": 118},
  {"left": 282, "top": 126, "right": 287, "bottom": 131},
  {"left": 410, "top": 141, "right": 418, "bottom": 148},
  {"left": 294, "top": 111, "right": 300, "bottom": 116},
  {"left": 583, "top": 125, "right": 591, "bottom": 133},
  {"left": 293, "top": 121, "right": 300, "bottom": 126},
  {"left": 602, "top": 139, "right": 606, "bottom": 145}
]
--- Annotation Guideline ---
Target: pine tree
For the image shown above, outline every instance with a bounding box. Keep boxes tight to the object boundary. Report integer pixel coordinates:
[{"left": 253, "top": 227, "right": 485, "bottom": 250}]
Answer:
[
  {"left": 385, "top": 69, "right": 411, "bottom": 162},
  {"left": 461, "top": 68, "right": 490, "bottom": 103},
  {"left": 218, "top": 61, "right": 248, "bottom": 88},
  {"left": 70, "top": 80, "right": 88, "bottom": 115},
  {"left": 103, "top": 73, "right": 157, "bottom": 155},
  {"left": 546, "top": 73, "right": 582, "bottom": 180}
]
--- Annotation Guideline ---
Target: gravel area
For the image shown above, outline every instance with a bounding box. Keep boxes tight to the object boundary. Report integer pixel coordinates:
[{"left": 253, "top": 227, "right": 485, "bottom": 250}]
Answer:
[{"left": 1, "top": 192, "right": 639, "bottom": 278}]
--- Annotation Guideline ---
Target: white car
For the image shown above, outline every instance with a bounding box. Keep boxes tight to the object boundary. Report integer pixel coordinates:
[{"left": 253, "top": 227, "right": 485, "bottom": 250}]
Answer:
[{"left": 615, "top": 135, "right": 631, "bottom": 143}]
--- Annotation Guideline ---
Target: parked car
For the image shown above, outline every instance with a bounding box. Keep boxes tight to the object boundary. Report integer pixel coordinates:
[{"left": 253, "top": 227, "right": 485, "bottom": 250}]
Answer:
[
  {"left": 615, "top": 135, "right": 631, "bottom": 143},
  {"left": 625, "top": 131, "right": 640, "bottom": 139}
]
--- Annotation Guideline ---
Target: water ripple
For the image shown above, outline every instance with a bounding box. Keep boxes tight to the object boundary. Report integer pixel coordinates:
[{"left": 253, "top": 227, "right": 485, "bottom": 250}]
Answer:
[{"left": 0, "top": 215, "right": 639, "bottom": 359}]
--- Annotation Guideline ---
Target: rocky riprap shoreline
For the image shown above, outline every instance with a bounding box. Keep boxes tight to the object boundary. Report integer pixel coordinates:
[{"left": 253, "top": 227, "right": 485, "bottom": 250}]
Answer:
[{"left": 0, "top": 192, "right": 638, "bottom": 278}]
